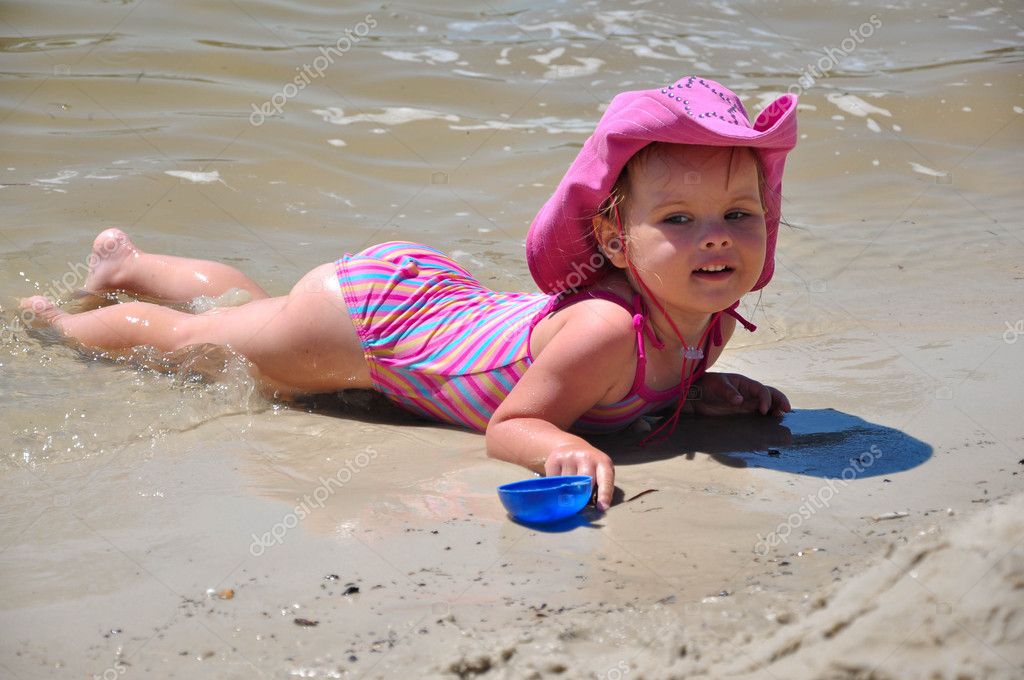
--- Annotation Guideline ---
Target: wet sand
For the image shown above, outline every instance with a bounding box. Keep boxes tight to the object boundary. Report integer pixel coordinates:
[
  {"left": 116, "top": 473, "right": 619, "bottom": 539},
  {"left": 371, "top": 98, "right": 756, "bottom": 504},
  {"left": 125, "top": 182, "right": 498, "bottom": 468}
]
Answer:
[{"left": 2, "top": 1, "right": 1023, "bottom": 678}]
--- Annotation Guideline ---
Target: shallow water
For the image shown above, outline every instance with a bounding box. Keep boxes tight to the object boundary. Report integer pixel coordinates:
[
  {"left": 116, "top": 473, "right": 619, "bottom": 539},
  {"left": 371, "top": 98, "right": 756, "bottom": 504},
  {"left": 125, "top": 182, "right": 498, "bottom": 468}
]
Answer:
[
  {"left": 2, "top": 0, "right": 1021, "bottom": 469},
  {"left": 1, "top": 1, "right": 1023, "bottom": 677}
]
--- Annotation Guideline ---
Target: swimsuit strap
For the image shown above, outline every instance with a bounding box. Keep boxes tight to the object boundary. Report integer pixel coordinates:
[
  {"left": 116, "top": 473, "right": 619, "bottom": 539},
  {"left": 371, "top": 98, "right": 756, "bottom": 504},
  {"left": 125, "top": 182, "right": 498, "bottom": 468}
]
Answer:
[
  {"left": 552, "top": 291, "right": 758, "bottom": 403},
  {"left": 723, "top": 300, "right": 757, "bottom": 333},
  {"left": 552, "top": 289, "right": 652, "bottom": 398},
  {"left": 632, "top": 294, "right": 722, "bottom": 401},
  {"left": 627, "top": 292, "right": 653, "bottom": 398},
  {"left": 554, "top": 290, "right": 689, "bottom": 401},
  {"left": 626, "top": 296, "right": 757, "bottom": 395},
  {"left": 705, "top": 300, "right": 758, "bottom": 347}
]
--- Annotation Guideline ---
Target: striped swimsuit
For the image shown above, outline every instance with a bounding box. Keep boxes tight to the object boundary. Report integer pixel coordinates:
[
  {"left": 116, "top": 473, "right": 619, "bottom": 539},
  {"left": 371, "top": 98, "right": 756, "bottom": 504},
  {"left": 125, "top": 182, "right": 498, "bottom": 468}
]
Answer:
[{"left": 336, "top": 242, "right": 750, "bottom": 433}]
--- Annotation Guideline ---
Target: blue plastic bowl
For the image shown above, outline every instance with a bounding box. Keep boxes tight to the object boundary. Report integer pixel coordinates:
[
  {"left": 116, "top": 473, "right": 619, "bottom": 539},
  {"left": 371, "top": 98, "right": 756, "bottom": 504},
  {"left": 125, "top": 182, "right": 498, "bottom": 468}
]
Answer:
[{"left": 497, "top": 475, "right": 593, "bottom": 524}]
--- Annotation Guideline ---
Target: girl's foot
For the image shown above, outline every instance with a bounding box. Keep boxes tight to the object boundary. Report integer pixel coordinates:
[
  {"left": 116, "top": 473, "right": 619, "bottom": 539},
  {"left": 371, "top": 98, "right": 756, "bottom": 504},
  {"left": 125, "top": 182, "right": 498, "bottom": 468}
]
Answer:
[
  {"left": 83, "top": 228, "right": 138, "bottom": 293},
  {"left": 19, "top": 295, "right": 68, "bottom": 329}
]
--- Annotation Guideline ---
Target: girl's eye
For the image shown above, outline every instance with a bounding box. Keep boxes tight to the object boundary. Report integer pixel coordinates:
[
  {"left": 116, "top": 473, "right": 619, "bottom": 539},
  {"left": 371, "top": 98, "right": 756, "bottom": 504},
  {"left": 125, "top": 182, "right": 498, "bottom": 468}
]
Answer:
[{"left": 664, "top": 211, "right": 750, "bottom": 224}]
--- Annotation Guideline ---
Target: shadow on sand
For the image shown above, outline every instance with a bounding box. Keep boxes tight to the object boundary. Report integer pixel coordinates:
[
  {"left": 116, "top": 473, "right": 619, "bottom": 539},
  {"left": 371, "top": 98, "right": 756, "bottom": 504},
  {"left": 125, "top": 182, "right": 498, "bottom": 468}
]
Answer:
[{"left": 609, "top": 408, "right": 932, "bottom": 479}]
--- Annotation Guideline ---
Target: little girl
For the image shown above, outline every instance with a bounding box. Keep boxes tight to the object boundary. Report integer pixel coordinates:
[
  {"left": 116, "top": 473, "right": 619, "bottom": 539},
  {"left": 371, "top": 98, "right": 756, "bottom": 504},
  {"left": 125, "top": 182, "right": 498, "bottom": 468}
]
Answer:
[{"left": 21, "top": 76, "right": 796, "bottom": 511}]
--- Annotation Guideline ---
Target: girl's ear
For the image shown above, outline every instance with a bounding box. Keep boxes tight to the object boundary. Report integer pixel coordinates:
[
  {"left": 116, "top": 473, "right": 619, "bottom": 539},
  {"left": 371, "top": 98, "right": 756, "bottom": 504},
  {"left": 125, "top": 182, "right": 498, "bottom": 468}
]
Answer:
[{"left": 592, "top": 214, "right": 628, "bottom": 269}]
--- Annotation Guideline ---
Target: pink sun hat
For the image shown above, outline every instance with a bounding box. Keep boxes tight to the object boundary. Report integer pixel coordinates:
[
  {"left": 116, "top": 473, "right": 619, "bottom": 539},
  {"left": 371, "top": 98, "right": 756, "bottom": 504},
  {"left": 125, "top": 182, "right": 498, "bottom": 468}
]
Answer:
[{"left": 526, "top": 76, "right": 798, "bottom": 295}]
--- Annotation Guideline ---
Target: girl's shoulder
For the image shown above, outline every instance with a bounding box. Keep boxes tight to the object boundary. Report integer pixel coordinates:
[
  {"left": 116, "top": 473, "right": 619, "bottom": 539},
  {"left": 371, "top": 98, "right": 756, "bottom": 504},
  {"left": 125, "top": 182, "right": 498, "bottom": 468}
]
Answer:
[{"left": 529, "top": 275, "right": 639, "bottom": 362}]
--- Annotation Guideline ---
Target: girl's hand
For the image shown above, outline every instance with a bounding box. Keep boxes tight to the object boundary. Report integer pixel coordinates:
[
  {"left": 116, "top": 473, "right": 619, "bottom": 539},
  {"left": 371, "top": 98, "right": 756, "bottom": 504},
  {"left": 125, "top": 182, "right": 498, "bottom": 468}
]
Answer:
[
  {"left": 545, "top": 445, "right": 615, "bottom": 511},
  {"left": 690, "top": 372, "right": 791, "bottom": 418}
]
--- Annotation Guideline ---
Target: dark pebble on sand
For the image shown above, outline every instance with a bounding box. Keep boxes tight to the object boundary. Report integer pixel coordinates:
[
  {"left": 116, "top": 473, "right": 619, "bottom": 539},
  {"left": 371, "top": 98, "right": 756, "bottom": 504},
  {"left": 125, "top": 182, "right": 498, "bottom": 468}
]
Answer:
[
  {"left": 325, "top": 574, "right": 339, "bottom": 581},
  {"left": 343, "top": 585, "right": 360, "bottom": 596},
  {"left": 294, "top": 618, "right": 319, "bottom": 627}
]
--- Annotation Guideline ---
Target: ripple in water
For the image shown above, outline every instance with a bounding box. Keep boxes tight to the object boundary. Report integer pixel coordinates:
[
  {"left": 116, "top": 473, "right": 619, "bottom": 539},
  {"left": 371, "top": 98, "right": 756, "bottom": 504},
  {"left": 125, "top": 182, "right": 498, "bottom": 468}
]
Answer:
[{"left": 0, "top": 304, "right": 273, "bottom": 471}]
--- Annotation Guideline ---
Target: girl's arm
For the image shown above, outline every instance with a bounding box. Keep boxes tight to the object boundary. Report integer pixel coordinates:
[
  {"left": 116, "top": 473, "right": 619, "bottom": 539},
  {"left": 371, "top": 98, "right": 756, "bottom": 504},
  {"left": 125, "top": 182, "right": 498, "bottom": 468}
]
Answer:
[{"left": 486, "top": 305, "right": 637, "bottom": 511}]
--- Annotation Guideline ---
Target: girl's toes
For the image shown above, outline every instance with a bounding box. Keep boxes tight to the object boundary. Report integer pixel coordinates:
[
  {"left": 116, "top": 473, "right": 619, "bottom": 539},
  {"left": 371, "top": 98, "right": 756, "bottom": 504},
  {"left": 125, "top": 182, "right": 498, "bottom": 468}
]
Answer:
[
  {"left": 92, "top": 228, "right": 137, "bottom": 257},
  {"left": 84, "top": 228, "right": 137, "bottom": 292},
  {"left": 19, "top": 296, "right": 66, "bottom": 326},
  {"left": 20, "top": 295, "right": 53, "bottom": 313}
]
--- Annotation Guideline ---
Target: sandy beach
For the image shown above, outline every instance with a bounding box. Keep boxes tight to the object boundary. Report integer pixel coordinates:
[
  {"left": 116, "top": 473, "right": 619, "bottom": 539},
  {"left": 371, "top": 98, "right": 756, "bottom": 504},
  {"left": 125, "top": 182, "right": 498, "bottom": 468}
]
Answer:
[{"left": 2, "top": 1, "right": 1022, "bottom": 678}]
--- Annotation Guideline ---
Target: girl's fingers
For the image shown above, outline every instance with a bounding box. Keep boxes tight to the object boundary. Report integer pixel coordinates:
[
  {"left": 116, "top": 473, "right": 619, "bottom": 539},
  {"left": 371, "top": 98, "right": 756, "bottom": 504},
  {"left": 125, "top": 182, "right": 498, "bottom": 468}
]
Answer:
[
  {"left": 760, "top": 384, "right": 771, "bottom": 415},
  {"left": 736, "top": 376, "right": 769, "bottom": 414},
  {"left": 702, "top": 373, "right": 740, "bottom": 407},
  {"left": 716, "top": 374, "right": 791, "bottom": 416},
  {"left": 595, "top": 461, "right": 614, "bottom": 511},
  {"left": 577, "top": 461, "right": 595, "bottom": 482},
  {"left": 768, "top": 386, "right": 791, "bottom": 415},
  {"left": 717, "top": 374, "right": 743, "bottom": 404},
  {"left": 544, "top": 456, "right": 561, "bottom": 478},
  {"left": 728, "top": 379, "right": 744, "bottom": 404}
]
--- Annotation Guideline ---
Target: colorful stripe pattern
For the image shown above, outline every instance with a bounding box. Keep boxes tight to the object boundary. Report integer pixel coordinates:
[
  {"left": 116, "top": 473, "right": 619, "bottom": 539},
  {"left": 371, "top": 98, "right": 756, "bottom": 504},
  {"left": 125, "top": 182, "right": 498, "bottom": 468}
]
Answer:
[{"left": 336, "top": 242, "right": 691, "bottom": 433}]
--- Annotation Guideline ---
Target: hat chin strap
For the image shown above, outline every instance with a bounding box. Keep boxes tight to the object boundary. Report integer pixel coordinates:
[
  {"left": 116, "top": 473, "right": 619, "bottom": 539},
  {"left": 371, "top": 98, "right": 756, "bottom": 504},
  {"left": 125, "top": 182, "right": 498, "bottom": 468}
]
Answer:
[{"left": 613, "top": 204, "right": 720, "bottom": 444}]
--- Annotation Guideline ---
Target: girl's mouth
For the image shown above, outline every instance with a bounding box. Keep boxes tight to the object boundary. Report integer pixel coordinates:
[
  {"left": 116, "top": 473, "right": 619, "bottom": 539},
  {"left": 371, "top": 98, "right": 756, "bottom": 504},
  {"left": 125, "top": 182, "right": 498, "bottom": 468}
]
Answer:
[{"left": 692, "top": 266, "right": 734, "bottom": 280}]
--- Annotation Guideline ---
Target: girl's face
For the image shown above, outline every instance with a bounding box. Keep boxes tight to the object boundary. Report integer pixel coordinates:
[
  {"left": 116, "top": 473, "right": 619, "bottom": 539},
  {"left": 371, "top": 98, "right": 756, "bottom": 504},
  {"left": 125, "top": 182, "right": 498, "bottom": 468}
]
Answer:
[{"left": 602, "top": 144, "right": 767, "bottom": 317}]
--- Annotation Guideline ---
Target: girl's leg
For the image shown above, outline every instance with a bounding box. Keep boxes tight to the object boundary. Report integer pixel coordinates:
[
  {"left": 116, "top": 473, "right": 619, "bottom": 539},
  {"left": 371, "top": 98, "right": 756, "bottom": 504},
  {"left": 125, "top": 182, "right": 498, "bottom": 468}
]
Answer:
[
  {"left": 22, "top": 262, "right": 372, "bottom": 395},
  {"left": 84, "top": 228, "right": 271, "bottom": 302}
]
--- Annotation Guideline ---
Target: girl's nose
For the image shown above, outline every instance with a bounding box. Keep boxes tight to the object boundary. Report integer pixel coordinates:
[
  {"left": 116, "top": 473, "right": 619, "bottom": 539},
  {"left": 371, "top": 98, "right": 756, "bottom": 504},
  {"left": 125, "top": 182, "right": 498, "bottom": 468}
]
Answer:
[{"left": 700, "top": 223, "right": 731, "bottom": 249}]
